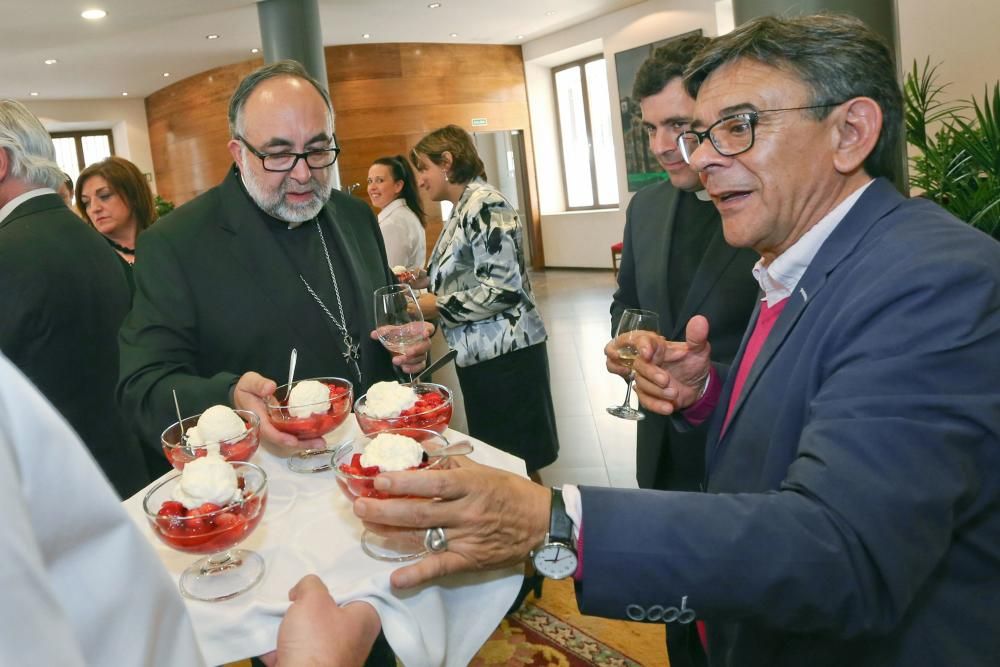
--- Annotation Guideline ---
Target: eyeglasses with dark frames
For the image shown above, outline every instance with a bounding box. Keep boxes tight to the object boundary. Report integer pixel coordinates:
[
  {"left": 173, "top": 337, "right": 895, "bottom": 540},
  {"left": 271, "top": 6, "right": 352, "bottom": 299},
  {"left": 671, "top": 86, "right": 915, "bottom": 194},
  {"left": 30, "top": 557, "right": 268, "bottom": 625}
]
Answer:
[
  {"left": 237, "top": 135, "right": 341, "bottom": 172},
  {"left": 677, "top": 102, "right": 846, "bottom": 164}
]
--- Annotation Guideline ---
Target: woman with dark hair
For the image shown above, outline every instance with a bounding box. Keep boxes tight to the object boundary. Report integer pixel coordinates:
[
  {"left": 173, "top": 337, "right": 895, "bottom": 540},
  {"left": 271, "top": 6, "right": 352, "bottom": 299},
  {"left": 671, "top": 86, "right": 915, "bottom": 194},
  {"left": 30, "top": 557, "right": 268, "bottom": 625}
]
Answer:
[
  {"left": 410, "top": 125, "right": 558, "bottom": 479},
  {"left": 367, "top": 155, "right": 426, "bottom": 270},
  {"left": 76, "top": 156, "right": 157, "bottom": 296}
]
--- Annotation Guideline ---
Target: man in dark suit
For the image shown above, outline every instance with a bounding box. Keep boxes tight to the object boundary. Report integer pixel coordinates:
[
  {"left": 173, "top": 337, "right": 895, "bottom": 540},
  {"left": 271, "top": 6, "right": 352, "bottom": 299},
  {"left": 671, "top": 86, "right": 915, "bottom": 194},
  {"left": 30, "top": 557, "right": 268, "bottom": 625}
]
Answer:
[
  {"left": 608, "top": 35, "right": 758, "bottom": 494},
  {"left": 0, "top": 99, "right": 149, "bottom": 498},
  {"left": 118, "top": 61, "right": 430, "bottom": 452},
  {"left": 350, "top": 14, "right": 1000, "bottom": 667}
]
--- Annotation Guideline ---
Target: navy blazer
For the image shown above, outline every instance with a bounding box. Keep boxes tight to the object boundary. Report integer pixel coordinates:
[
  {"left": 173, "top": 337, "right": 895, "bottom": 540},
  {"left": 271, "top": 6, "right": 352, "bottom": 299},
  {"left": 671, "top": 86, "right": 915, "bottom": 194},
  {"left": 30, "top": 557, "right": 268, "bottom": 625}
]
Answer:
[{"left": 578, "top": 179, "right": 1000, "bottom": 666}]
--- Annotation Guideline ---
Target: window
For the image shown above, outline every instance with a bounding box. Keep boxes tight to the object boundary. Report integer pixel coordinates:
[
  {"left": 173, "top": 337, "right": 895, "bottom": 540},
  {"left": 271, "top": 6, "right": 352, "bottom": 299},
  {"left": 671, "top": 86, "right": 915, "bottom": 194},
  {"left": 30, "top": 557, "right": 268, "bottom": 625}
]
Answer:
[
  {"left": 553, "top": 56, "right": 620, "bottom": 209},
  {"left": 50, "top": 130, "right": 115, "bottom": 186}
]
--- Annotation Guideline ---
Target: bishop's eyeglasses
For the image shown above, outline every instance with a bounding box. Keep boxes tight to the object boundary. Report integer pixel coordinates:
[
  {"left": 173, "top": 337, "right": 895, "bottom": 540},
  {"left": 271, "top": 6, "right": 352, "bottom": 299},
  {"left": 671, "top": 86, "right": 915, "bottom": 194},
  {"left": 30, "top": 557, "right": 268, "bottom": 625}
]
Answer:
[{"left": 237, "top": 136, "right": 341, "bottom": 172}]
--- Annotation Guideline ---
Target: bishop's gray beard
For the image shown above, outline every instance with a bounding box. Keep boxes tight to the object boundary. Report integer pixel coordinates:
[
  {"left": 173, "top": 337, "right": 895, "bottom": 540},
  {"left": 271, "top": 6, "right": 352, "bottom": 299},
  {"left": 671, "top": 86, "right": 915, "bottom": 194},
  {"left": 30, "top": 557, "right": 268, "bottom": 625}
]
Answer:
[{"left": 242, "top": 156, "right": 334, "bottom": 224}]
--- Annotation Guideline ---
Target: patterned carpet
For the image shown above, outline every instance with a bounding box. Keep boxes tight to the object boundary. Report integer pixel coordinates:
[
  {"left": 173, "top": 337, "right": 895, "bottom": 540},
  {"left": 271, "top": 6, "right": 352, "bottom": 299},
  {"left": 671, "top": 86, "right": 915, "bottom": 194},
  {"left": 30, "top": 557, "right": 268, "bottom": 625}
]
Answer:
[{"left": 470, "top": 603, "right": 644, "bottom": 667}]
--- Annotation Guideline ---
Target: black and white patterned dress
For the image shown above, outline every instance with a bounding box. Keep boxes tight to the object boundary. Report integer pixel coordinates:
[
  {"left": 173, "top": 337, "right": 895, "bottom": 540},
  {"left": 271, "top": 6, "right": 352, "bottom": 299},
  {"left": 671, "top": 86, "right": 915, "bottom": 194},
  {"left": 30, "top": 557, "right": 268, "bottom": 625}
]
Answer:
[{"left": 428, "top": 179, "right": 558, "bottom": 471}]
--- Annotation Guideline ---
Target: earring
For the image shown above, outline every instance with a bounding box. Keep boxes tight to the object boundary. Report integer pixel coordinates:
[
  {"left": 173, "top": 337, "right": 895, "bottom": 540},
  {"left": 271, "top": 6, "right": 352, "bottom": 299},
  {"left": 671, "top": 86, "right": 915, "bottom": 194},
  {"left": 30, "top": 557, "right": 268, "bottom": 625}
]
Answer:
[{"left": 444, "top": 170, "right": 450, "bottom": 183}]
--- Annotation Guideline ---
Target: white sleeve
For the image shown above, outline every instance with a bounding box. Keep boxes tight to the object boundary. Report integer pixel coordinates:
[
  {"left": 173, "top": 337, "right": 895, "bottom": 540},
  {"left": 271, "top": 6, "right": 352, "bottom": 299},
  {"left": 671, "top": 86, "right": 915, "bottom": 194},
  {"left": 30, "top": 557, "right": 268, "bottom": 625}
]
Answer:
[
  {"left": 562, "top": 484, "right": 583, "bottom": 543},
  {"left": 0, "top": 355, "right": 207, "bottom": 667}
]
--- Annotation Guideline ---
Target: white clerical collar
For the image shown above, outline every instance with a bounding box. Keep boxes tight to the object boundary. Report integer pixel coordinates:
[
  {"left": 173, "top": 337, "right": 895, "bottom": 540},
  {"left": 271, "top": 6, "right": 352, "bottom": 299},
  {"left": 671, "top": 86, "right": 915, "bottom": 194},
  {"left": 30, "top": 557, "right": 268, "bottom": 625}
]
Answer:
[
  {"left": 752, "top": 179, "right": 875, "bottom": 306},
  {"left": 0, "top": 188, "right": 55, "bottom": 225}
]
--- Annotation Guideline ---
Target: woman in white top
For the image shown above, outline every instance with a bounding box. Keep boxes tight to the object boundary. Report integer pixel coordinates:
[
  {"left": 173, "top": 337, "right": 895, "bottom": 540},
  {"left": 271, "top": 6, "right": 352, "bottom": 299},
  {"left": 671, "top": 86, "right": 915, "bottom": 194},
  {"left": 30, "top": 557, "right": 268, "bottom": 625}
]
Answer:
[{"left": 367, "top": 155, "right": 426, "bottom": 270}]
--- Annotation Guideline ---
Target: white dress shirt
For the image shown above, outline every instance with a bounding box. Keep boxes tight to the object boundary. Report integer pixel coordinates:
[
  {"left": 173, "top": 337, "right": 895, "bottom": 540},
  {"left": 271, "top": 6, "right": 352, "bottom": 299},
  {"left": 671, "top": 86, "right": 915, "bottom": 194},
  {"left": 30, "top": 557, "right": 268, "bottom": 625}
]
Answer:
[
  {"left": 378, "top": 198, "right": 426, "bottom": 269},
  {"left": 0, "top": 188, "right": 54, "bottom": 225}
]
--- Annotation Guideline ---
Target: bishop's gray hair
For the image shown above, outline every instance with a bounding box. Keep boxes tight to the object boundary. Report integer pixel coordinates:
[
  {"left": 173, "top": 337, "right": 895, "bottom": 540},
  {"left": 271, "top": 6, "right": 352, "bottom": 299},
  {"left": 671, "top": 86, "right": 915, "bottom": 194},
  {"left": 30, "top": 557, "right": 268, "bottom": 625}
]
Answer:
[{"left": 227, "top": 60, "right": 333, "bottom": 138}]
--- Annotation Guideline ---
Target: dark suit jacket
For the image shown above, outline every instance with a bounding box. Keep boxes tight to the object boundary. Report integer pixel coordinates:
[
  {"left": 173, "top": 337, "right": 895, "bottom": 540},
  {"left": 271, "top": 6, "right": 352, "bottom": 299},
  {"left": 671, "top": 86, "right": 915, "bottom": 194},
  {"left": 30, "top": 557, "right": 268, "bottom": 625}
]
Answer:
[
  {"left": 118, "top": 169, "right": 397, "bottom": 446},
  {"left": 612, "top": 180, "right": 758, "bottom": 490},
  {"left": 0, "top": 193, "right": 149, "bottom": 497},
  {"left": 579, "top": 179, "right": 1000, "bottom": 666}
]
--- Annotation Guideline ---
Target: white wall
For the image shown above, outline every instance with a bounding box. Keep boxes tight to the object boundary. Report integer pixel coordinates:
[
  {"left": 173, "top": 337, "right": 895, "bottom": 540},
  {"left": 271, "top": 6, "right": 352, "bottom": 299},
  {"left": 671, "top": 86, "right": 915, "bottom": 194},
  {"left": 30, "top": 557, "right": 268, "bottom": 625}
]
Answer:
[
  {"left": 524, "top": 0, "right": 718, "bottom": 268},
  {"left": 23, "top": 98, "right": 157, "bottom": 194},
  {"left": 897, "top": 0, "right": 1000, "bottom": 112}
]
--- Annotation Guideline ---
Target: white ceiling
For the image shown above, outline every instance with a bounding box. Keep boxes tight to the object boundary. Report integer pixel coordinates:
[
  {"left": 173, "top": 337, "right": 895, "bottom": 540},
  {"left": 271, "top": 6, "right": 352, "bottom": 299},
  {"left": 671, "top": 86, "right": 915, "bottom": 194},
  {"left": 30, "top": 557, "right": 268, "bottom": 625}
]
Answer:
[{"left": 0, "top": 0, "right": 645, "bottom": 100}]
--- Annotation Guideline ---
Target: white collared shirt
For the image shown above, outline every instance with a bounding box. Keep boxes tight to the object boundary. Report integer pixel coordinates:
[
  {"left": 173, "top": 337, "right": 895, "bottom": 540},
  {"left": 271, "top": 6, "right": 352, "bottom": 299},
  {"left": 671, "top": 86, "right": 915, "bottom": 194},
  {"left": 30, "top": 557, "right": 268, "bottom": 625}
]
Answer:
[
  {"left": 377, "top": 197, "right": 426, "bottom": 269},
  {"left": 0, "top": 188, "right": 55, "bottom": 225},
  {"left": 753, "top": 179, "right": 874, "bottom": 306}
]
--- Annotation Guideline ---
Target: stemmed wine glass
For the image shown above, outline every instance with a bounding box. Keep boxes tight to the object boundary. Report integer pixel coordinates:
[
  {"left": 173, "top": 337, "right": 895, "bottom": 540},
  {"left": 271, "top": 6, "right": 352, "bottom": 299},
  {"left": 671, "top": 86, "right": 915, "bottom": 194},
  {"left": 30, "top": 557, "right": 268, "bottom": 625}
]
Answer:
[
  {"left": 374, "top": 284, "right": 426, "bottom": 382},
  {"left": 606, "top": 308, "right": 659, "bottom": 421}
]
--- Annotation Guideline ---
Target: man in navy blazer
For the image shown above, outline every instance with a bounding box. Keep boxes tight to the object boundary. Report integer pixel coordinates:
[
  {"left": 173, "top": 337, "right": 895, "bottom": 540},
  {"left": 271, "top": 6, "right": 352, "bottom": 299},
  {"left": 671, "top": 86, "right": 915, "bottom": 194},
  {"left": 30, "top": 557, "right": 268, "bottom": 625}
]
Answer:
[{"left": 350, "top": 14, "right": 1000, "bottom": 667}]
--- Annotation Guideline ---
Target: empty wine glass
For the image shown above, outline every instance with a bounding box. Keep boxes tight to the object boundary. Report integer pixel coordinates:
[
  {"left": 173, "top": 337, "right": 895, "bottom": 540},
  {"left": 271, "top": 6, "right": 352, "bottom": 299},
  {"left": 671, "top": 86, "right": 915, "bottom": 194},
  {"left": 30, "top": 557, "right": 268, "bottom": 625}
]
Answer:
[
  {"left": 374, "top": 284, "right": 426, "bottom": 381},
  {"left": 606, "top": 308, "right": 659, "bottom": 421}
]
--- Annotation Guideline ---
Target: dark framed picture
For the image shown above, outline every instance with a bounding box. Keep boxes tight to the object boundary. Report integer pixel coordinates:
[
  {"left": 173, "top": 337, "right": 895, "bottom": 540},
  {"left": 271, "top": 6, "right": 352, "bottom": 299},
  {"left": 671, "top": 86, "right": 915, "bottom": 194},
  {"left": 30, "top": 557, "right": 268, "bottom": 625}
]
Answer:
[{"left": 614, "top": 29, "right": 702, "bottom": 192}]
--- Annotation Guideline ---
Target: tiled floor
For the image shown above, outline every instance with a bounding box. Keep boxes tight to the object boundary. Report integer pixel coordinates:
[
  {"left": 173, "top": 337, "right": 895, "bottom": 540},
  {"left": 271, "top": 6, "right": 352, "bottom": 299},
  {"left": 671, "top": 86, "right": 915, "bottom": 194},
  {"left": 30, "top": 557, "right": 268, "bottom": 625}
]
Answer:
[
  {"left": 530, "top": 269, "right": 639, "bottom": 490},
  {"left": 428, "top": 267, "right": 639, "bottom": 488}
]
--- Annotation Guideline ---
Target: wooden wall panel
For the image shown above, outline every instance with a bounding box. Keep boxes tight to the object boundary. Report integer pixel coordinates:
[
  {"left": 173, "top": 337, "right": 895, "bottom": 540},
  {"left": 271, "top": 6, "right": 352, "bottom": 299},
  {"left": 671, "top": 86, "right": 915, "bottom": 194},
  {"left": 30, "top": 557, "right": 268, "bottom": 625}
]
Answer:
[{"left": 145, "top": 43, "right": 544, "bottom": 267}]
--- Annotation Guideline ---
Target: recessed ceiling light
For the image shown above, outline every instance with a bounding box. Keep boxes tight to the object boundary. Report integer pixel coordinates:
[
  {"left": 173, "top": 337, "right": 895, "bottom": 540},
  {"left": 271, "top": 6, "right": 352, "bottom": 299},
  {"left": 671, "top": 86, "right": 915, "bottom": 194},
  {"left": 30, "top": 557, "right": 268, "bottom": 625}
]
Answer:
[
  {"left": 81, "top": 8, "right": 107, "bottom": 20},
  {"left": 29, "top": 92, "right": 39, "bottom": 96},
  {"left": 162, "top": 72, "right": 170, "bottom": 77},
  {"left": 44, "top": 59, "right": 58, "bottom": 65},
  {"left": 516, "top": 35, "right": 524, "bottom": 40},
  {"left": 121, "top": 91, "right": 128, "bottom": 96},
  {"left": 545, "top": 10, "right": 555, "bottom": 16},
  {"left": 206, "top": 33, "right": 220, "bottom": 40},
  {"left": 428, "top": 2, "right": 442, "bottom": 8},
  {"left": 362, "top": 33, "right": 371, "bottom": 39},
  {"left": 250, "top": 47, "right": 260, "bottom": 54},
  {"left": 450, "top": 32, "right": 458, "bottom": 38}
]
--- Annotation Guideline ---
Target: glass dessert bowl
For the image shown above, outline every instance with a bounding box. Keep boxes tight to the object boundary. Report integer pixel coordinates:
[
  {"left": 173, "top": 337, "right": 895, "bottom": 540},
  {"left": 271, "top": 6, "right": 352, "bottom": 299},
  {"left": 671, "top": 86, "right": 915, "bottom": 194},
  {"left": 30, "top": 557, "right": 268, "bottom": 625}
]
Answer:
[
  {"left": 161, "top": 407, "right": 260, "bottom": 470},
  {"left": 265, "top": 376, "right": 353, "bottom": 473},
  {"left": 354, "top": 381, "right": 453, "bottom": 438},
  {"left": 332, "top": 428, "right": 460, "bottom": 561},
  {"left": 143, "top": 459, "right": 268, "bottom": 601}
]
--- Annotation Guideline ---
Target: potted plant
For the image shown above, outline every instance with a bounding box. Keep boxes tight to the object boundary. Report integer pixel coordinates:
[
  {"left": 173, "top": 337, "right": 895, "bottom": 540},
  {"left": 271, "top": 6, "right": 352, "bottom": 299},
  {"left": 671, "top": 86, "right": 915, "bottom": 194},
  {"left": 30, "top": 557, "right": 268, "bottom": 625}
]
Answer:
[
  {"left": 903, "top": 59, "right": 1000, "bottom": 238},
  {"left": 154, "top": 195, "right": 175, "bottom": 218}
]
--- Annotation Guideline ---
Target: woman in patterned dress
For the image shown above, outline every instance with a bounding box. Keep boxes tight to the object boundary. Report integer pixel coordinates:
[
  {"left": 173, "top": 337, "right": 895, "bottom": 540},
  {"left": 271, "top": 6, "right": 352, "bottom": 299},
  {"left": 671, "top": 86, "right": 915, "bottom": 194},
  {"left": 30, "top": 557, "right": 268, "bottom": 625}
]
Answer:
[{"left": 410, "top": 125, "right": 558, "bottom": 478}]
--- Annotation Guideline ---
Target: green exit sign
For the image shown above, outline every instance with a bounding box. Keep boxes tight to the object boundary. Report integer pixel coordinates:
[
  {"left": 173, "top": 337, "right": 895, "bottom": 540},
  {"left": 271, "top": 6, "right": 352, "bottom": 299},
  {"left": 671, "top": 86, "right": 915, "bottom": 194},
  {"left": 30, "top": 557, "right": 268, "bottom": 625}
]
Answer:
[{"left": 471, "top": 118, "right": 488, "bottom": 126}]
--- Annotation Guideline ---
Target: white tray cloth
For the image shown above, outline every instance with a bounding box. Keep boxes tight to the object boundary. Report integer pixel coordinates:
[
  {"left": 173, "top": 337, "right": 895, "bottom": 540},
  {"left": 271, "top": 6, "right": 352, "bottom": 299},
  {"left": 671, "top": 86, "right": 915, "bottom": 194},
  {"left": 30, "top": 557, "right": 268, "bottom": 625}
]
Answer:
[{"left": 122, "top": 417, "right": 526, "bottom": 666}]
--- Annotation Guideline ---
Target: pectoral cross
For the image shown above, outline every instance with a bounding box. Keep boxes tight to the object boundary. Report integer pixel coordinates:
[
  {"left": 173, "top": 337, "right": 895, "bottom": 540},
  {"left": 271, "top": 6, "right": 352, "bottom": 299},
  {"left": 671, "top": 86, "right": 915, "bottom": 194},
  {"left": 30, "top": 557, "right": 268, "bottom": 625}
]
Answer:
[{"left": 343, "top": 334, "right": 360, "bottom": 362}]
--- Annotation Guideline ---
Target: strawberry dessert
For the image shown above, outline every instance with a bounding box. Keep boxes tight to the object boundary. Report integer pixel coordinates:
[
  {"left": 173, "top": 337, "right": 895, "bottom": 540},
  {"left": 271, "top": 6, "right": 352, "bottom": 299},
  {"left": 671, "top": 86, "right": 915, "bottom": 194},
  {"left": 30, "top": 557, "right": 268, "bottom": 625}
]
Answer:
[
  {"left": 266, "top": 377, "right": 353, "bottom": 440},
  {"left": 355, "top": 381, "right": 452, "bottom": 437},
  {"left": 392, "top": 265, "right": 417, "bottom": 283},
  {"left": 335, "top": 431, "right": 441, "bottom": 499},
  {"left": 161, "top": 405, "right": 259, "bottom": 469},
  {"left": 147, "top": 457, "right": 267, "bottom": 555}
]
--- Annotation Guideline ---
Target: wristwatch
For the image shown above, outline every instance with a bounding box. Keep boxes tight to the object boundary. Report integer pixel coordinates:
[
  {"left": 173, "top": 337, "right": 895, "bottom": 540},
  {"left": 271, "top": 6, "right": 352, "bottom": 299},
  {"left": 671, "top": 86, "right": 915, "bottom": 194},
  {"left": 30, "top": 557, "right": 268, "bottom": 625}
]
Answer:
[{"left": 531, "top": 487, "right": 579, "bottom": 579}]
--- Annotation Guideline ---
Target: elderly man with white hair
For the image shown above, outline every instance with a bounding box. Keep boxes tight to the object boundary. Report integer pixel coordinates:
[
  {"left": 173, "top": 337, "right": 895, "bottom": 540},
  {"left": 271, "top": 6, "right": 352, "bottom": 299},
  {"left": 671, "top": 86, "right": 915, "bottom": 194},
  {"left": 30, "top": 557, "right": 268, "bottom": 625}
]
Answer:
[{"left": 0, "top": 98, "right": 150, "bottom": 497}]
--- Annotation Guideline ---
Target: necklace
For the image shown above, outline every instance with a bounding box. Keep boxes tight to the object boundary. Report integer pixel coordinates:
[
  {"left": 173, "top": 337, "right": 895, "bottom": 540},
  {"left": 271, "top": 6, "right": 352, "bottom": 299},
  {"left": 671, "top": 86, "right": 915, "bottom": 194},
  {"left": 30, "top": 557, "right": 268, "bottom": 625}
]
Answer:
[
  {"left": 104, "top": 236, "right": 135, "bottom": 255},
  {"left": 300, "top": 222, "right": 363, "bottom": 385}
]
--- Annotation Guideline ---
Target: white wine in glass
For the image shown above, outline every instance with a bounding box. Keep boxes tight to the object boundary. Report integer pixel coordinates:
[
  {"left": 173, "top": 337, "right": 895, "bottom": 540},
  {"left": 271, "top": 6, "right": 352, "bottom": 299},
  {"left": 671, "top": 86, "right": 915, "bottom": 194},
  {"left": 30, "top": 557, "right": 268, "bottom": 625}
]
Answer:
[
  {"left": 373, "top": 284, "right": 425, "bottom": 381},
  {"left": 607, "top": 308, "right": 659, "bottom": 420}
]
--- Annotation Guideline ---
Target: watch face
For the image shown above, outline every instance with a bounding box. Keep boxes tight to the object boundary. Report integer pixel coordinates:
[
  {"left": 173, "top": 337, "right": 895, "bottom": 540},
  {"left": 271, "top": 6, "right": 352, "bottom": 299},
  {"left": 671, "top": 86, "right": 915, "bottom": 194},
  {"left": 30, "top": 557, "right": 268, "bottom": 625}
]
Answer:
[{"left": 532, "top": 543, "right": 578, "bottom": 579}]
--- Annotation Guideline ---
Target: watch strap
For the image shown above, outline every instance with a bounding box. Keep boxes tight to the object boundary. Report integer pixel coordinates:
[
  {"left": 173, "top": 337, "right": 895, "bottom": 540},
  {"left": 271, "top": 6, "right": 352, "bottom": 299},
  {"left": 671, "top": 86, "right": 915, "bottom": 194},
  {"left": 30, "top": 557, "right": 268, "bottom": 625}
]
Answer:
[{"left": 549, "top": 487, "right": 574, "bottom": 545}]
